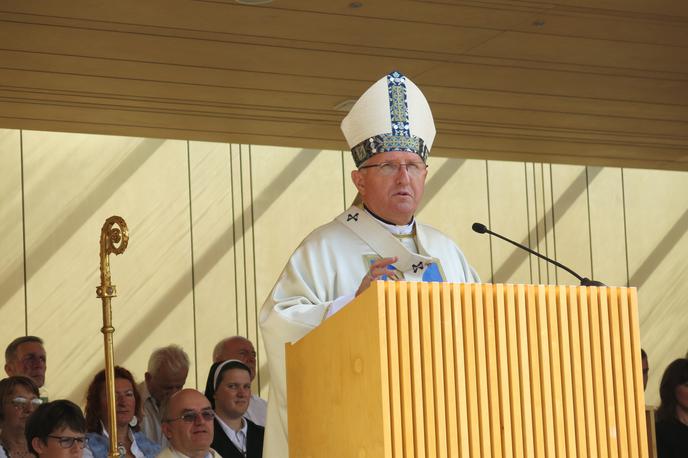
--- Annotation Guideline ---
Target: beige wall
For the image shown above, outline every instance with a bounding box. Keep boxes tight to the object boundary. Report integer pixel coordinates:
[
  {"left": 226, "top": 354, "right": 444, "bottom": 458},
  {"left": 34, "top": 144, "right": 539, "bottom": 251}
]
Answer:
[{"left": 1, "top": 128, "right": 687, "bottom": 407}]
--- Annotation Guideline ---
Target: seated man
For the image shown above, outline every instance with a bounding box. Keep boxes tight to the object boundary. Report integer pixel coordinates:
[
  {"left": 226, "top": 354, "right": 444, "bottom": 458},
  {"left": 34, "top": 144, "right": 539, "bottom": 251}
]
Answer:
[
  {"left": 159, "top": 389, "right": 218, "bottom": 458},
  {"left": 26, "top": 399, "right": 88, "bottom": 458},
  {"left": 139, "top": 345, "right": 190, "bottom": 447},
  {"left": 4, "top": 336, "right": 47, "bottom": 394},
  {"left": 212, "top": 337, "right": 266, "bottom": 426}
]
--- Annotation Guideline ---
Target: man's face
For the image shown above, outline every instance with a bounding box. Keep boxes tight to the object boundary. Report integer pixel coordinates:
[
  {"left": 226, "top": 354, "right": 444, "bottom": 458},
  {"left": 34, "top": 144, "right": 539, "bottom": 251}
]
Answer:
[
  {"left": 162, "top": 390, "right": 214, "bottom": 456},
  {"left": 32, "top": 427, "right": 86, "bottom": 458},
  {"left": 214, "top": 368, "right": 251, "bottom": 420},
  {"left": 351, "top": 151, "right": 427, "bottom": 226},
  {"left": 146, "top": 365, "right": 188, "bottom": 404},
  {"left": 5, "top": 342, "right": 47, "bottom": 388},
  {"left": 215, "top": 338, "right": 257, "bottom": 381}
]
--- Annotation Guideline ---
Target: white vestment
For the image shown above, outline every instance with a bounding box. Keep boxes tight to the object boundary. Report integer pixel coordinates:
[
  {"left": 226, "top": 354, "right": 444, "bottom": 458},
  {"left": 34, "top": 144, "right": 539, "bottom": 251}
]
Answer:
[{"left": 259, "top": 206, "right": 479, "bottom": 458}]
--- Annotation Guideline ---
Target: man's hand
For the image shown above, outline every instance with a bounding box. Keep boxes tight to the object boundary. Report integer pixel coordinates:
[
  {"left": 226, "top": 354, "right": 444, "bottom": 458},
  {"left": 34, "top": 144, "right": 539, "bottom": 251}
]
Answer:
[{"left": 355, "top": 257, "right": 399, "bottom": 296}]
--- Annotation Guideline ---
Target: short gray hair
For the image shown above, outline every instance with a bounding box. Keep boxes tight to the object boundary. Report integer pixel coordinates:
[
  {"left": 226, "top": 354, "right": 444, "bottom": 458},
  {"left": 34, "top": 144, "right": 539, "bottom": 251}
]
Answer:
[
  {"left": 212, "top": 336, "right": 251, "bottom": 363},
  {"left": 147, "top": 345, "right": 190, "bottom": 376},
  {"left": 5, "top": 336, "right": 44, "bottom": 363}
]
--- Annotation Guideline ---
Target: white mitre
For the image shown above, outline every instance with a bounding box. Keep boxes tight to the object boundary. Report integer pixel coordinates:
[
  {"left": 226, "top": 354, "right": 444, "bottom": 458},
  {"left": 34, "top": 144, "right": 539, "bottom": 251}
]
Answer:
[{"left": 340, "top": 71, "right": 436, "bottom": 167}]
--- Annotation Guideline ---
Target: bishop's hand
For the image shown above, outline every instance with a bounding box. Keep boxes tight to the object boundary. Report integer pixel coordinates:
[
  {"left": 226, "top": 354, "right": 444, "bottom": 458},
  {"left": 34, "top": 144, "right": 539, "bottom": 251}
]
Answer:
[{"left": 355, "top": 256, "right": 399, "bottom": 296}]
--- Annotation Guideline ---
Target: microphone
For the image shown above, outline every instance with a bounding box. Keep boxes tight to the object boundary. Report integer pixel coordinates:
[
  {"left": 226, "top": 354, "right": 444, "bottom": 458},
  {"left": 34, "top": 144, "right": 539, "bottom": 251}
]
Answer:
[{"left": 471, "top": 222, "right": 605, "bottom": 287}]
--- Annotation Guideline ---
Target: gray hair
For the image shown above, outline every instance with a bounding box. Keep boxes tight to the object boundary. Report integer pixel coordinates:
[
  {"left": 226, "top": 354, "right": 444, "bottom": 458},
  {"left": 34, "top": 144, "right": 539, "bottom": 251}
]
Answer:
[
  {"left": 147, "top": 345, "right": 190, "bottom": 376},
  {"left": 5, "top": 336, "right": 44, "bottom": 363},
  {"left": 212, "top": 336, "right": 251, "bottom": 363}
]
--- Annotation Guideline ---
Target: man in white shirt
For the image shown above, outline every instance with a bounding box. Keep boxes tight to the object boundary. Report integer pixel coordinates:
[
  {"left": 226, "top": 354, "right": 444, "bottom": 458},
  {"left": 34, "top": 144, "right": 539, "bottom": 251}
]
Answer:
[
  {"left": 158, "top": 389, "right": 218, "bottom": 458},
  {"left": 138, "top": 345, "right": 190, "bottom": 447},
  {"left": 212, "top": 336, "right": 267, "bottom": 426},
  {"left": 260, "top": 71, "right": 480, "bottom": 457}
]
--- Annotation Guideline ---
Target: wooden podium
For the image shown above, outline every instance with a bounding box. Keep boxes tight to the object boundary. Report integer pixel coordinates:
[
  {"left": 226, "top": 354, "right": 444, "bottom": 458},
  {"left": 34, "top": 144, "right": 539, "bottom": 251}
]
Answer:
[{"left": 286, "top": 281, "right": 648, "bottom": 458}]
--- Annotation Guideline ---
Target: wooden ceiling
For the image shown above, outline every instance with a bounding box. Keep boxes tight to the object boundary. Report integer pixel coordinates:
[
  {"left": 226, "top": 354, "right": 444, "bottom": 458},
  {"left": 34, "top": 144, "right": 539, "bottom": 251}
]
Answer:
[{"left": 0, "top": 0, "right": 687, "bottom": 170}]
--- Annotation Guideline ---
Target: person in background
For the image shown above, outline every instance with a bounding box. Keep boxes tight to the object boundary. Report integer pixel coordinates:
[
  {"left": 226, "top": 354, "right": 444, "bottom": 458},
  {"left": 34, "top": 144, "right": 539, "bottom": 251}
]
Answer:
[
  {"left": 26, "top": 399, "right": 87, "bottom": 458},
  {"left": 0, "top": 376, "right": 43, "bottom": 458},
  {"left": 655, "top": 358, "right": 688, "bottom": 458},
  {"left": 642, "top": 348, "right": 649, "bottom": 391},
  {"left": 212, "top": 337, "right": 266, "bottom": 426},
  {"left": 139, "top": 345, "right": 190, "bottom": 447},
  {"left": 204, "top": 360, "right": 263, "bottom": 458},
  {"left": 4, "top": 337, "right": 47, "bottom": 397},
  {"left": 83, "top": 366, "right": 160, "bottom": 458},
  {"left": 159, "top": 389, "right": 218, "bottom": 458}
]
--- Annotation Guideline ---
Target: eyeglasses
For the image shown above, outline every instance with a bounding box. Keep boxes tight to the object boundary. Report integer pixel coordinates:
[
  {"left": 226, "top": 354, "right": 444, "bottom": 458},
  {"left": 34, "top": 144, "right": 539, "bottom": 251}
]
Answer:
[
  {"left": 47, "top": 435, "right": 89, "bottom": 449},
  {"left": 358, "top": 161, "right": 428, "bottom": 177},
  {"left": 164, "top": 409, "right": 215, "bottom": 423},
  {"left": 10, "top": 396, "right": 43, "bottom": 410}
]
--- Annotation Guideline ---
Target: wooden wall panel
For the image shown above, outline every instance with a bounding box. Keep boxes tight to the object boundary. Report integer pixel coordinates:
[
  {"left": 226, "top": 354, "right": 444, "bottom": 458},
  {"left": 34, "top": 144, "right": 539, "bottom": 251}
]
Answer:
[
  {"left": 550, "top": 164, "right": 593, "bottom": 285},
  {"left": 342, "top": 151, "right": 358, "bottom": 208},
  {"left": 417, "top": 157, "right": 491, "bottom": 282},
  {"left": 0, "top": 129, "right": 25, "bottom": 349},
  {"left": 623, "top": 168, "right": 688, "bottom": 406},
  {"left": 250, "top": 146, "right": 346, "bottom": 396},
  {"left": 587, "top": 167, "right": 628, "bottom": 287},
  {"left": 20, "top": 131, "right": 195, "bottom": 402},
  {"left": 486, "top": 161, "right": 531, "bottom": 283},
  {"left": 188, "top": 141, "right": 236, "bottom": 390}
]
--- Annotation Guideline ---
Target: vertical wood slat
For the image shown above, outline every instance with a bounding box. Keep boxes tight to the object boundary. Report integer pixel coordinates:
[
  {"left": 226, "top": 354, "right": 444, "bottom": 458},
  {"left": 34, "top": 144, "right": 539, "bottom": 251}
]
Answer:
[
  {"left": 535, "top": 285, "right": 556, "bottom": 458},
  {"left": 428, "top": 282, "right": 448, "bottom": 458},
  {"left": 366, "top": 283, "right": 647, "bottom": 458},
  {"left": 567, "top": 287, "right": 588, "bottom": 458},
  {"left": 629, "top": 291, "right": 650, "bottom": 458},
  {"left": 451, "top": 284, "right": 471, "bottom": 458},
  {"left": 385, "top": 283, "right": 402, "bottom": 458},
  {"left": 588, "top": 288, "right": 610, "bottom": 457},
  {"left": 516, "top": 285, "right": 535, "bottom": 458},
  {"left": 439, "top": 283, "right": 458, "bottom": 458},
  {"left": 472, "top": 284, "right": 492, "bottom": 457},
  {"left": 461, "top": 284, "right": 481, "bottom": 458},
  {"left": 418, "top": 282, "right": 436, "bottom": 458},
  {"left": 494, "top": 284, "right": 514, "bottom": 457},
  {"left": 408, "top": 282, "right": 426, "bottom": 458},
  {"left": 618, "top": 289, "right": 639, "bottom": 458},
  {"left": 608, "top": 288, "right": 630, "bottom": 457},
  {"left": 525, "top": 285, "right": 545, "bottom": 458},
  {"left": 576, "top": 288, "right": 599, "bottom": 458},
  {"left": 375, "top": 283, "right": 393, "bottom": 458},
  {"left": 547, "top": 286, "right": 568, "bottom": 457},
  {"left": 396, "top": 282, "right": 414, "bottom": 457},
  {"left": 557, "top": 286, "right": 577, "bottom": 458},
  {"left": 483, "top": 284, "right": 503, "bottom": 458},
  {"left": 505, "top": 284, "right": 524, "bottom": 457},
  {"left": 598, "top": 289, "right": 620, "bottom": 458}
]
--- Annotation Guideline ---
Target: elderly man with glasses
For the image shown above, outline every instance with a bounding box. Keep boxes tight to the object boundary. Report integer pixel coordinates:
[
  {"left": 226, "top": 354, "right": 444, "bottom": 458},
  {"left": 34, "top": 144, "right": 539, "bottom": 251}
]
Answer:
[
  {"left": 159, "top": 389, "right": 218, "bottom": 458},
  {"left": 260, "top": 71, "right": 480, "bottom": 457}
]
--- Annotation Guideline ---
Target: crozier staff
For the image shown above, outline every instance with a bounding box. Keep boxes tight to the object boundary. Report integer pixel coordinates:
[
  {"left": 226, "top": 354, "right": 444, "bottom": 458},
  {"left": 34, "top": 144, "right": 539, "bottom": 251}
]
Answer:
[{"left": 259, "top": 71, "right": 480, "bottom": 457}]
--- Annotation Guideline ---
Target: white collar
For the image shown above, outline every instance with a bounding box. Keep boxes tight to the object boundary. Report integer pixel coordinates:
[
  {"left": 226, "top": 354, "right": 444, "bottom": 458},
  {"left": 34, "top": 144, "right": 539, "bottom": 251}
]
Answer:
[{"left": 363, "top": 208, "right": 415, "bottom": 236}]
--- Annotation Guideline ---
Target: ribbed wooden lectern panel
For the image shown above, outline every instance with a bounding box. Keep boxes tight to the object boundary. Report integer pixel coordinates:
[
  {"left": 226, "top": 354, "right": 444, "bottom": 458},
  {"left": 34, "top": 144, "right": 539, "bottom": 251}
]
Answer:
[{"left": 286, "top": 282, "right": 647, "bottom": 458}]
